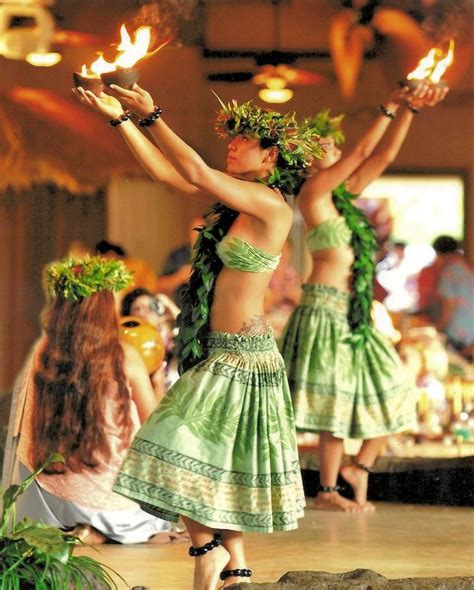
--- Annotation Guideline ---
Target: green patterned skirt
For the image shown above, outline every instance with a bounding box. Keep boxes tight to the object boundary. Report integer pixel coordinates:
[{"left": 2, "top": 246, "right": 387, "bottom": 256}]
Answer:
[
  {"left": 279, "top": 284, "right": 417, "bottom": 439},
  {"left": 114, "top": 330, "right": 305, "bottom": 533}
]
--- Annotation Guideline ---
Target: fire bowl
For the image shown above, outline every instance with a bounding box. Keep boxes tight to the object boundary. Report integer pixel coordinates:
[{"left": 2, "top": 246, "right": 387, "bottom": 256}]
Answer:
[
  {"left": 399, "top": 78, "right": 448, "bottom": 91},
  {"left": 72, "top": 72, "right": 105, "bottom": 95},
  {"left": 100, "top": 67, "right": 139, "bottom": 89}
]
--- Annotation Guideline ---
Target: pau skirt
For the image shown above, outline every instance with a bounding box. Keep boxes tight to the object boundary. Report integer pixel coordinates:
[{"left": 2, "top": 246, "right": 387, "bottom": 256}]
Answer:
[
  {"left": 114, "top": 330, "right": 305, "bottom": 533},
  {"left": 279, "top": 284, "right": 417, "bottom": 439}
]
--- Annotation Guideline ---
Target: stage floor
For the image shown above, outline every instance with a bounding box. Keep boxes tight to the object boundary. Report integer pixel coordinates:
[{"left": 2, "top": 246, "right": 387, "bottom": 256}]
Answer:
[{"left": 76, "top": 502, "right": 474, "bottom": 589}]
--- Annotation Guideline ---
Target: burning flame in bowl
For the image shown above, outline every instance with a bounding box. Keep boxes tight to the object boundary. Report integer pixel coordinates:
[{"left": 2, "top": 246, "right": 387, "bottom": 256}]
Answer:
[
  {"left": 407, "top": 39, "right": 454, "bottom": 84},
  {"left": 82, "top": 25, "right": 151, "bottom": 77}
]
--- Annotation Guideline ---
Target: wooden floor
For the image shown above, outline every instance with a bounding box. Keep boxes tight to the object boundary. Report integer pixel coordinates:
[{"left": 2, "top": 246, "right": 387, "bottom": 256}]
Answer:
[{"left": 75, "top": 502, "right": 474, "bottom": 589}]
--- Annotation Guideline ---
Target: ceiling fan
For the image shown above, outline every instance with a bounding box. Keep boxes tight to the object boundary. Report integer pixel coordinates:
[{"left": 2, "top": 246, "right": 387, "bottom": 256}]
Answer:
[{"left": 205, "top": 0, "right": 327, "bottom": 103}]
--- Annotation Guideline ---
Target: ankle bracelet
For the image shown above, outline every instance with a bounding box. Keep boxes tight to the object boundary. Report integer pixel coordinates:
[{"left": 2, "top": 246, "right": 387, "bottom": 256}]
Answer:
[
  {"left": 220, "top": 568, "right": 252, "bottom": 581},
  {"left": 319, "top": 484, "right": 342, "bottom": 493},
  {"left": 353, "top": 461, "right": 374, "bottom": 474},
  {"left": 188, "top": 533, "right": 222, "bottom": 557}
]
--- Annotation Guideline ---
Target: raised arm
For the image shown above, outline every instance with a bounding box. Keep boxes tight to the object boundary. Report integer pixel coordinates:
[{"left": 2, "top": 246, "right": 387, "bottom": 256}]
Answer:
[
  {"left": 347, "top": 84, "right": 450, "bottom": 194},
  {"left": 74, "top": 89, "right": 212, "bottom": 203},
  {"left": 301, "top": 91, "right": 405, "bottom": 197},
  {"left": 108, "top": 84, "right": 287, "bottom": 222}
]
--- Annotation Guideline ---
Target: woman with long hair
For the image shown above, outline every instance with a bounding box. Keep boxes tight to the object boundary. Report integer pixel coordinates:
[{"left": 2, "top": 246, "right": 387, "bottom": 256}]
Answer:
[
  {"left": 74, "top": 84, "right": 321, "bottom": 589},
  {"left": 2, "top": 256, "right": 174, "bottom": 544},
  {"left": 280, "top": 84, "right": 448, "bottom": 513}
]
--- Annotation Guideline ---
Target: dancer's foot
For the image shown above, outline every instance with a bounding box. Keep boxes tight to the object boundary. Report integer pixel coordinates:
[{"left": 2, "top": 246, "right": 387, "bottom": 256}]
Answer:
[
  {"left": 220, "top": 568, "right": 252, "bottom": 588},
  {"left": 193, "top": 545, "right": 230, "bottom": 590},
  {"left": 340, "top": 463, "right": 376, "bottom": 512},
  {"left": 314, "top": 491, "right": 361, "bottom": 512}
]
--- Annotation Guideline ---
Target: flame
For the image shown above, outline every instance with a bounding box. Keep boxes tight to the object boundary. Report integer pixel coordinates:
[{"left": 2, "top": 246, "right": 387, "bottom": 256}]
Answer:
[
  {"left": 81, "top": 25, "right": 151, "bottom": 77},
  {"left": 407, "top": 39, "right": 454, "bottom": 82}
]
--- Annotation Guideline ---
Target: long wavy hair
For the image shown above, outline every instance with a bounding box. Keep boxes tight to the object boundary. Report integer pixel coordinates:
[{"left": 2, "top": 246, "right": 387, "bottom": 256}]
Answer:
[{"left": 32, "top": 290, "right": 132, "bottom": 473}]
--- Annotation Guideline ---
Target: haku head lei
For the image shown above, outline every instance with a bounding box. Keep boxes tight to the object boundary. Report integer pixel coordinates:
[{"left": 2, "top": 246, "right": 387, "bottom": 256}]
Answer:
[
  {"left": 214, "top": 96, "right": 324, "bottom": 195},
  {"left": 45, "top": 256, "right": 132, "bottom": 302},
  {"left": 301, "top": 109, "right": 345, "bottom": 144}
]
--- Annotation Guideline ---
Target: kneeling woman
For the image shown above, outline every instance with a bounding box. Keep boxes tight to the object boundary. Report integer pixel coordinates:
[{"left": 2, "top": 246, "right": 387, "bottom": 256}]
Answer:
[
  {"left": 75, "top": 85, "right": 321, "bottom": 589},
  {"left": 2, "top": 257, "right": 173, "bottom": 544}
]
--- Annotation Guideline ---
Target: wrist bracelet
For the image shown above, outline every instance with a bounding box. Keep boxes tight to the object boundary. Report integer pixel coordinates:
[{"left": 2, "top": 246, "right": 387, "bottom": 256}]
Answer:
[
  {"left": 138, "top": 105, "right": 163, "bottom": 127},
  {"left": 378, "top": 104, "right": 397, "bottom": 119},
  {"left": 407, "top": 103, "right": 421, "bottom": 114},
  {"left": 109, "top": 111, "right": 131, "bottom": 127}
]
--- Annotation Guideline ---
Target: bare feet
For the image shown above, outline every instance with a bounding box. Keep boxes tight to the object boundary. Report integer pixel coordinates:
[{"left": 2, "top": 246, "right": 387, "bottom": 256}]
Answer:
[
  {"left": 71, "top": 524, "right": 107, "bottom": 544},
  {"left": 193, "top": 545, "right": 230, "bottom": 590},
  {"left": 148, "top": 530, "right": 191, "bottom": 544},
  {"left": 314, "top": 491, "right": 362, "bottom": 512},
  {"left": 221, "top": 571, "right": 252, "bottom": 588},
  {"left": 340, "top": 464, "right": 376, "bottom": 512}
]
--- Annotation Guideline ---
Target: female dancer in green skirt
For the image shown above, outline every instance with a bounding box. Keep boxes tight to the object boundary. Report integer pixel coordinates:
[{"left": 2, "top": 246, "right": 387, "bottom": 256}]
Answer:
[
  {"left": 75, "top": 85, "right": 321, "bottom": 589},
  {"left": 280, "top": 83, "right": 448, "bottom": 513}
]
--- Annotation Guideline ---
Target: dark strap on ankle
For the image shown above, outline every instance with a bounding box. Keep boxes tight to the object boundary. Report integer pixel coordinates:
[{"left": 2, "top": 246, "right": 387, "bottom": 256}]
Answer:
[
  {"left": 353, "top": 461, "right": 374, "bottom": 473},
  {"left": 220, "top": 568, "right": 252, "bottom": 581},
  {"left": 188, "top": 533, "right": 222, "bottom": 557},
  {"left": 319, "top": 484, "right": 342, "bottom": 493}
]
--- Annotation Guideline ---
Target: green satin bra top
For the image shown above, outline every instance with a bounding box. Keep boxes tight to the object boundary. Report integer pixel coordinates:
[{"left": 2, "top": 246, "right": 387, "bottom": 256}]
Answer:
[
  {"left": 217, "top": 235, "right": 281, "bottom": 273},
  {"left": 306, "top": 216, "right": 352, "bottom": 253}
]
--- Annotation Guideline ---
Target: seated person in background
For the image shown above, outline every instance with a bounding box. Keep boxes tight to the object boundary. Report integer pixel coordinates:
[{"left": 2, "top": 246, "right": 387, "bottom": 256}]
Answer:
[
  {"left": 2, "top": 257, "right": 177, "bottom": 545},
  {"left": 95, "top": 239, "right": 160, "bottom": 297},
  {"left": 121, "top": 288, "right": 180, "bottom": 391},
  {"left": 416, "top": 235, "right": 454, "bottom": 321},
  {"left": 156, "top": 216, "right": 203, "bottom": 307},
  {"left": 264, "top": 239, "right": 302, "bottom": 338},
  {"left": 434, "top": 236, "right": 474, "bottom": 359}
]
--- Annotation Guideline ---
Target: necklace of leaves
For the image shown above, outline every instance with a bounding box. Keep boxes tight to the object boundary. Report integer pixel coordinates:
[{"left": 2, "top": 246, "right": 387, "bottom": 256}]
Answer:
[
  {"left": 175, "top": 202, "right": 238, "bottom": 374},
  {"left": 332, "top": 182, "right": 378, "bottom": 346}
]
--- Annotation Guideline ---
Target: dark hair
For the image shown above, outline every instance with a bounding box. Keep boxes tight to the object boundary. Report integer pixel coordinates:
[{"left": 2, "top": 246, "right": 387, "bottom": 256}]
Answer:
[
  {"left": 95, "top": 240, "right": 126, "bottom": 257},
  {"left": 433, "top": 235, "right": 458, "bottom": 254},
  {"left": 121, "top": 288, "right": 153, "bottom": 316}
]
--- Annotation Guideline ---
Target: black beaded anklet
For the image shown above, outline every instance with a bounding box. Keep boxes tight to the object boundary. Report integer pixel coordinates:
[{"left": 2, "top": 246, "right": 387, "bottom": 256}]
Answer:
[
  {"left": 109, "top": 110, "right": 131, "bottom": 127},
  {"left": 220, "top": 568, "right": 252, "bottom": 581},
  {"left": 138, "top": 105, "right": 162, "bottom": 127},
  {"left": 188, "top": 533, "right": 222, "bottom": 557},
  {"left": 378, "top": 104, "right": 397, "bottom": 119},
  {"left": 319, "top": 484, "right": 342, "bottom": 493},
  {"left": 353, "top": 461, "right": 374, "bottom": 474}
]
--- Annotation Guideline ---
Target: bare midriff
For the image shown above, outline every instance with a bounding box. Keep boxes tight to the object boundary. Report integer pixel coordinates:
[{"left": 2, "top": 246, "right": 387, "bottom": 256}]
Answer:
[
  {"left": 307, "top": 248, "right": 354, "bottom": 292},
  {"left": 210, "top": 267, "right": 274, "bottom": 333}
]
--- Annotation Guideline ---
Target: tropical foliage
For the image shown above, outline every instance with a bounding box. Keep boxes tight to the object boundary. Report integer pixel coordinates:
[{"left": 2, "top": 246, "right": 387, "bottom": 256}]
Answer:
[
  {"left": 301, "top": 109, "right": 346, "bottom": 145},
  {"left": 0, "top": 454, "right": 123, "bottom": 589}
]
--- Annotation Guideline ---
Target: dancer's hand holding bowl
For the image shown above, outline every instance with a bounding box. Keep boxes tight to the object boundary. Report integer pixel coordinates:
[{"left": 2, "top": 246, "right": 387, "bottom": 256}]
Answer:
[
  {"left": 73, "top": 87, "right": 124, "bottom": 120},
  {"left": 109, "top": 83, "right": 155, "bottom": 118}
]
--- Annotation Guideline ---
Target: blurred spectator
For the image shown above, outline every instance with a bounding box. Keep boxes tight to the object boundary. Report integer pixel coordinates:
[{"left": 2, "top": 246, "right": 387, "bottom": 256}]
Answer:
[
  {"left": 121, "top": 288, "right": 180, "bottom": 391},
  {"left": 434, "top": 236, "right": 474, "bottom": 358},
  {"left": 156, "top": 217, "right": 203, "bottom": 306},
  {"left": 95, "top": 240, "right": 160, "bottom": 297}
]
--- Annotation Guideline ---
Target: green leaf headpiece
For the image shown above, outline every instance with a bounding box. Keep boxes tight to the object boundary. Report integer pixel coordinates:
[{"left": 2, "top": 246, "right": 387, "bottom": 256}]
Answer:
[
  {"left": 301, "top": 109, "right": 345, "bottom": 145},
  {"left": 214, "top": 97, "right": 324, "bottom": 194},
  {"left": 45, "top": 256, "right": 133, "bottom": 302}
]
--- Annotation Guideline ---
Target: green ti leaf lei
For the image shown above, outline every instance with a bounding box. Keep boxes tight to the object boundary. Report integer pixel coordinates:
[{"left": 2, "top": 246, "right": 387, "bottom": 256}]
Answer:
[
  {"left": 300, "top": 109, "right": 346, "bottom": 145},
  {"left": 175, "top": 203, "right": 238, "bottom": 374},
  {"left": 45, "top": 256, "right": 133, "bottom": 302},
  {"left": 332, "top": 183, "right": 378, "bottom": 346}
]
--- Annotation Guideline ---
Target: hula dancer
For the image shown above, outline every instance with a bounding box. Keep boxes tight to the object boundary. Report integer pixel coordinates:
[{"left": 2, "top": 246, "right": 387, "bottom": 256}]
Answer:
[
  {"left": 280, "top": 83, "right": 448, "bottom": 512},
  {"left": 75, "top": 84, "right": 321, "bottom": 589}
]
